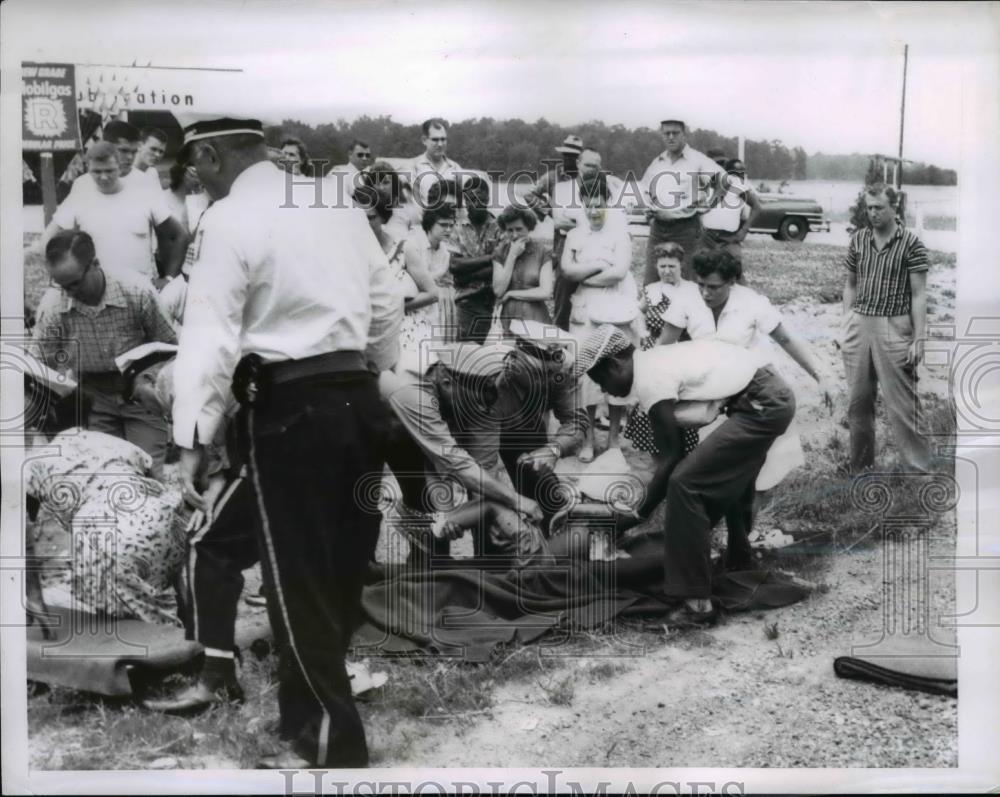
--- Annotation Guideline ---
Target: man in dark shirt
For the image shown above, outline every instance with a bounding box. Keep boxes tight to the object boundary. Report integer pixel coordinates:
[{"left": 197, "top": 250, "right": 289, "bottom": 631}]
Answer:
[
  {"left": 496, "top": 320, "right": 587, "bottom": 527},
  {"left": 842, "top": 183, "right": 931, "bottom": 473}
]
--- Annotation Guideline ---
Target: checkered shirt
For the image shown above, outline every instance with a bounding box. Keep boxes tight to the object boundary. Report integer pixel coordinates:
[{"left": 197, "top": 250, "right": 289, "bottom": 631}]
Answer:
[{"left": 32, "top": 270, "right": 177, "bottom": 374}]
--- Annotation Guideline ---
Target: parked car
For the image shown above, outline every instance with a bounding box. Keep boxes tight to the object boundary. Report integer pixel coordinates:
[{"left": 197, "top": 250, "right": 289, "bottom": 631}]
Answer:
[
  {"left": 620, "top": 188, "right": 830, "bottom": 243},
  {"left": 750, "top": 193, "right": 830, "bottom": 241}
]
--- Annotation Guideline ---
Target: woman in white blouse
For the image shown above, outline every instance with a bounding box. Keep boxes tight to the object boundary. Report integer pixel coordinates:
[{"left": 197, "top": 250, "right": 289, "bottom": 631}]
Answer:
[{"left": 561, "top": 180, "right": 640, "bottom": 461}]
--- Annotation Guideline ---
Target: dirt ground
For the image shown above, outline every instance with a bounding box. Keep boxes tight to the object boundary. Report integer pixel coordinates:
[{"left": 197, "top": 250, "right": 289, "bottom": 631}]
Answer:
[
  {"left": 355, "top": 258, "right": 959, "bottom": 769},
  {"left": 236, "top": 253, "right": 960, "bottom": 769},
  {"left": 25, "top": 239, "right": 958, "bottom": 770}
]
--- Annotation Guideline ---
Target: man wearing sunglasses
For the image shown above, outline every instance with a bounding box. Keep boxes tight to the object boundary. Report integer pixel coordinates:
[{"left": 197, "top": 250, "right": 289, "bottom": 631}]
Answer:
[
  {"left": 32, "top": 230, "right": 177, "bottom": 478},
  {"left": 326, "top": 138, "right": 373, "bottom": 204}
]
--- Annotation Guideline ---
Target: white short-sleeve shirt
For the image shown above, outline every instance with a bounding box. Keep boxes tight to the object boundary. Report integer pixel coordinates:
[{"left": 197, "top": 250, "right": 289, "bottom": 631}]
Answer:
[
  {"left": 663, "top": 283, "right": 782, "bottom": 349},
  {"left": 55, "top": 174, "right": 171, "bottom": 279},
  {"left": 702, "top": 173, "right": 749, "bottom": 233},
  {"left": 632, "top": 339, "right": 765, "bottom": 410}
]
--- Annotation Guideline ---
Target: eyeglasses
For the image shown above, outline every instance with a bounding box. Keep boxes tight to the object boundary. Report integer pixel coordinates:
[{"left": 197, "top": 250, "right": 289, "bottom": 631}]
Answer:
[
  {"left": 50, "top": 260, "right": 93, "bottom": 292},
  {"left": 428, "top": 137, "right": 447, "bottom": 143},
  {"left": 356, "top": 152, "right": 372, "bottom": 159}
]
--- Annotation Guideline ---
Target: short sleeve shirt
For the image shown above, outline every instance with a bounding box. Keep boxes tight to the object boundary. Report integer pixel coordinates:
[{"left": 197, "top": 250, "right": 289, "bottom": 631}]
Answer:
[
  {"left": 641, "top": 146, "right": 727, "bottom": 220},
  {"left": 845, "top": 225, "right": 929, "bottom": 317},
  {"left": 702, "top": 173, "right": 749, "bottom": 233},
  {"left": 632, "top": 340, "right": 765, "bottom": 411},
  {"left": 55, "top": 174, "right": 171, "bottom": 279},
  {"left": 663, "top": 283, "right": 782, "bottom": 349}
]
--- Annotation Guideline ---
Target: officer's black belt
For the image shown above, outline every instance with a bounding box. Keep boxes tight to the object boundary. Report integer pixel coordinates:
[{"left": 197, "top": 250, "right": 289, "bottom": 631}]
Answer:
[{"left": 262, "top": 351, "right": 368, "bottom": 386}]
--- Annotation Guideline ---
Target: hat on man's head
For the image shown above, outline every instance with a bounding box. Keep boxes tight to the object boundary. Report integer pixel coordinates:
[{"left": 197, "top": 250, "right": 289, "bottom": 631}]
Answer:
[
  {"left": 554, "top": 135, "right": 585, "bottom": 155},
  {"left": 115, "top": 342, "right": 178, "bottom": 399},
  {"left": 659, "top": 118, "right": 687, "bottom": 129},
  {"left": 178, "top": 117, "right": 265, "bottom": 163},
  {"left": 574, "top": 325, "right": 633, "bottom": 379}
]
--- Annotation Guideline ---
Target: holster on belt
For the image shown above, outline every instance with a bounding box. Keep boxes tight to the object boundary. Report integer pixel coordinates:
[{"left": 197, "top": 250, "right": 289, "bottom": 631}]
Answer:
[{"left": 232, "top": 354, "right": 265, "bottom": 408}]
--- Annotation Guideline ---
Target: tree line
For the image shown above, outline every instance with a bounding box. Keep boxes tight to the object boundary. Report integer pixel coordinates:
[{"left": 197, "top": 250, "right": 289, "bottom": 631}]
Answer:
[{"left": 268, "top": 115, "right": 955, "bottom": 185}]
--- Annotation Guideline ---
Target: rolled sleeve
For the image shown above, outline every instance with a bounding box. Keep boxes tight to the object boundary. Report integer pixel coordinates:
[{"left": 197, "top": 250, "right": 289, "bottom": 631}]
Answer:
[
  {"left": 385, "top": 375, "right": 487, "bottom": 491},
  {"left": 140, "top": 287, "right": 179, "bottom": 345},
  {"left": 550, "top": 382, "right": 587, "bottom": 455},
  {"left": 754, "top": 293, "right": 783, "bottom": 336}
]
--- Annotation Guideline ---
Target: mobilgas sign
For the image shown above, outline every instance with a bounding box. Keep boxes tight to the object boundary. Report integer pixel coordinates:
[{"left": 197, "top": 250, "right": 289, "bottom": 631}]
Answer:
[{"left": 22, "top": 62, "right": 81, "bottom": 152}]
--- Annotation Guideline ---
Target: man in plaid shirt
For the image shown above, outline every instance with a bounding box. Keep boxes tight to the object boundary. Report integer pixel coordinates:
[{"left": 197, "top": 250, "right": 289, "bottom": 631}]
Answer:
[
  {"left": 33, "top": 230, "right": 178, "bottom": 477},
  {"left": 842, "top": 183, "right": 931, "bottom": 473}
]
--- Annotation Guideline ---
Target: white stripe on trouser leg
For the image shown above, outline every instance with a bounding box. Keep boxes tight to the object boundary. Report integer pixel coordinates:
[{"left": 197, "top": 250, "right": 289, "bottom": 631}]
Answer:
[
  {"left": 247, "top": 408, "right": 332, "bottom": 765},
  {"left": 187, "top": 476, "right": 245, "bottom": 643}
]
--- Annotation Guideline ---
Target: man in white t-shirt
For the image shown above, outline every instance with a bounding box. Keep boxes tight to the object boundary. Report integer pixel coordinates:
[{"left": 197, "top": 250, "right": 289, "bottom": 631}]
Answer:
[
  {"left": 42, "top": 141, "right": 188, "bottom": 285},
  {"left": 132, "top": 126, "right": 168, "bottom": 190},
  {"left": 577, "top": 325, "right": 796, "bottom": 626}
]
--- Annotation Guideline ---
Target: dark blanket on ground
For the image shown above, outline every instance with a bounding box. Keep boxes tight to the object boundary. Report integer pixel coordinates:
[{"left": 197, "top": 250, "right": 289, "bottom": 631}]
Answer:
[
  {"left": 833, "top": 627, "right": 958, "bottom": 697},
  {"left": 27, "top": 605, "right": 204, "bottom": 697},
  {"left": 353, "top": 536, "right": 810, "bottom": 660}
]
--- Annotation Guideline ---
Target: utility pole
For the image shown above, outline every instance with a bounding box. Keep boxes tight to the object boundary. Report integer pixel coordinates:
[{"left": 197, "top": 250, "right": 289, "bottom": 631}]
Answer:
[{"left": 897, "top": 44, "right": 908, "bottom": 190}]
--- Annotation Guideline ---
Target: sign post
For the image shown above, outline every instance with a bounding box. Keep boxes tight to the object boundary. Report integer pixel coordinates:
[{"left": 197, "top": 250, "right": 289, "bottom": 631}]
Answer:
[{"left": 22, "top": 62, "right": 81, "bottom": 226}]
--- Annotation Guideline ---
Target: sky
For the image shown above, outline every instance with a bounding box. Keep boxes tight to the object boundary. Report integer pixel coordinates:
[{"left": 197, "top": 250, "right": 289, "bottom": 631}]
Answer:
[{"left": 5, "top": 0, "right": 998, "bottom": 170}]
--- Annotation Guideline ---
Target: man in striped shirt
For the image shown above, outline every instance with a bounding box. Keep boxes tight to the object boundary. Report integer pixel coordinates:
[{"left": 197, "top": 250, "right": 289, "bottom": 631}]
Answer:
[{"left": 842, "top": 183, "right": 931, "bottom": 473}]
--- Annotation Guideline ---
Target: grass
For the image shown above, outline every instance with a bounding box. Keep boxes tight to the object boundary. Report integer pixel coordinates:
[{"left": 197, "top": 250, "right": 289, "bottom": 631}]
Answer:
[
  {"left": 629, "top": 234, "right": 955, "bottom": 307},
  {"left": 24, "top": 231, "right": 959, "bottom": 770}
]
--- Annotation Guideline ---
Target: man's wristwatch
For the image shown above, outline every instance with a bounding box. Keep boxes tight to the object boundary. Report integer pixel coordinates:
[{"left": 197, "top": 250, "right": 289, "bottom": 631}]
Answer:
[{"left": 546, "top": 443, "right": 562, "bottom": 460}]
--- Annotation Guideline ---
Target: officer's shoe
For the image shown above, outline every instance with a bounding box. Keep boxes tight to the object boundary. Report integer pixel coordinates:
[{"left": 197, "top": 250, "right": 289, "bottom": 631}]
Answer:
[{"left": 141, "top": 678, "right": 244, "bottom": 715}]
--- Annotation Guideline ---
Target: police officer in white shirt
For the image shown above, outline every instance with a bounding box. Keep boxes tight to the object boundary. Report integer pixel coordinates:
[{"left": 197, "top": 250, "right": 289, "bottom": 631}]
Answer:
[
  {"left": 577, "top": 326, "right": 796, "bottom": 628},
  {"left": 171, "top": 117, "right": 402, "bottom": 770}
]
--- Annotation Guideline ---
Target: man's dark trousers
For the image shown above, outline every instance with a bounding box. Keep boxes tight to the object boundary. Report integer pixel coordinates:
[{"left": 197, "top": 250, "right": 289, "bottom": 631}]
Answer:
[
  {"left": 242, "top": 370, "right": 386, "bottom": 768},
  {"left": 661, "top": 366, "right": 796, "bottom": 599}
]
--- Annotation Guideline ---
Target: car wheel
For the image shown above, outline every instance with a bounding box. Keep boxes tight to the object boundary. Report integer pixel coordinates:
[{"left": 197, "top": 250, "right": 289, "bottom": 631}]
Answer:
[{"left": 778, "top": 216, "right": 808, "bottom": 242}]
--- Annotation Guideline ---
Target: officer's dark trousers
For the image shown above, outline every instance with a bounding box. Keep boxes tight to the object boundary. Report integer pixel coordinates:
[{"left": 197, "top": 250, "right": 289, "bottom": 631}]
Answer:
[
  {"left": 662, "top": 366, "right": 795, "bottom": 600},
  {"left": 184, "top": 472, "right": 259, "bottom": 652},
  {"left": 242, "top": 371, "right": 386, "bottom": 768}
]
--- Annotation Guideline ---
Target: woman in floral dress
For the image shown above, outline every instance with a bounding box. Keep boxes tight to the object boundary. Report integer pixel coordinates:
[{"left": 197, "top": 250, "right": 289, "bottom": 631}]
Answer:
[
  {"left": 25, "top": 375, "right": 186, "bottom": 626},
  {"left": 399, "top": 205, "right": 458, "bottom": 369}
]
